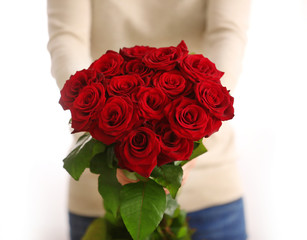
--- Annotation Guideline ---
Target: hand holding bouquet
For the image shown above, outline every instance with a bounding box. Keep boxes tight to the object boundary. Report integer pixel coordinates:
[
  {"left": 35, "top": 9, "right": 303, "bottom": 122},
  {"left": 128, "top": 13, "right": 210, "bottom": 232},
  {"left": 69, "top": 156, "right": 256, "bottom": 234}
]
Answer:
[{"left": 59, "top": 41, "right": 234, "bottom": 240}]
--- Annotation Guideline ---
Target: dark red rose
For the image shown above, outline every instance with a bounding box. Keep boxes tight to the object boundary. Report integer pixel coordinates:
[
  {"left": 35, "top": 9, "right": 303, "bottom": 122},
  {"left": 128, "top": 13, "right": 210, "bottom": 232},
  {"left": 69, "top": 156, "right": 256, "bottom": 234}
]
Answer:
[
  {"left": 132, "top": 86, "right": 168, "bottom": 120},
  {"left": 155, "top": 121, "right": 194, "bottom": 166},
  {"left": 195, "top": 81, "right": 234, "bottom": 121},
  {"left": 115, "top": 127, "right": 160, "bottom": 177},
  {"left": 153, "top": 70, "right": 192, "bottom": 99},
  {"left": 90, "top": 96, "right": 138, "bottom": 145},
  {"left": 123, "top": 59, "right": 153, "bottom": 80},
  {"left": 120, "top": 45, "right": 156, "bottom": 60},
  {"left": 143, "top": 41, "right": 189, "bottom": 71},
  {"left": 146, "top": 71, "right": 164, "bottom": 87},
  {"left": 107, "top": 74, "right": 145, "bottom": 96},
  {"left": 180, "top": 54, "right": 224, "bottom": 83},
  {"left": 141, "top": 119, "right": 161, "bottom": 131},
  {"left": 89, "top": 50, "right": 124, "bottom": 78},
  {"left": 70, "top": 83, "right": 106, "bottom": 132},
  {"left": 59, "top": 69, "right": 103, "bottom": 110},
  {"left": 204, "top": 115, "right": 222, "bottom": 138},
  {"left": 164, "top": 97, "right": 221, "bottom": 140}
]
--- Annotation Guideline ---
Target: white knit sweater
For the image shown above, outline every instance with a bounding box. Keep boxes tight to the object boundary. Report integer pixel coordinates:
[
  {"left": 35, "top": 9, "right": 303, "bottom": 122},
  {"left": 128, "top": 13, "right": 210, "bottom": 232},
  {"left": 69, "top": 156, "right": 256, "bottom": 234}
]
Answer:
[{"left": 47, "top": 0, "right": 250, "bottom": 216}]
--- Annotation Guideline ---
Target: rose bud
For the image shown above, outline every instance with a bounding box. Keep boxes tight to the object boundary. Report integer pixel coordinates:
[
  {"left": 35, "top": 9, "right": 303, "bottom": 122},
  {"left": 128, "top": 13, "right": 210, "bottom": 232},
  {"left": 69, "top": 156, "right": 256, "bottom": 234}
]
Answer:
[
  {"left": 195, "top": 81, "right": 234, "bottom": 121},
  {"left": 89, "top": 50, "right": 124, "bottom": 78},
  {"left": 155, "top": 121, "right": 194, "bottom": 166},
  {"left": 115, "top": 127, "right": 160, "bottom": 178},
  {"left": 143, "top": 41, "right": 188, "bottom": 71},
  {"left": 164, "top": 97, "right": 222, "bottom": 140},
  {"left": 132, "top": 86, "right": 168, "bottom": 121},
  {"left": 120, "top": 45, "right": 156, "bottom": 60},
  {"left": 90, "top": 96, "right": 139, "bottom": 145},
  {"left": 180, "top": 54, "right": 224, "bottom": 83},
  {"left": 59, "top": 69, "right": 104, "bottom": 110},
  {"left": 70, "top": 83, "right": 106, "bottom": 133},
  {"left": 107, "top": 74, "right": 145, "bottom": 97}
]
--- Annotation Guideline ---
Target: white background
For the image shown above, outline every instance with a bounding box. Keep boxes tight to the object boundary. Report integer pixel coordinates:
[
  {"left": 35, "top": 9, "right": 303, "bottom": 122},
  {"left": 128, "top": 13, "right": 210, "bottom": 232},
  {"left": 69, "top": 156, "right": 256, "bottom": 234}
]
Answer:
[{"left": 0, "top": 1, "right": 306, "bottom": 239}]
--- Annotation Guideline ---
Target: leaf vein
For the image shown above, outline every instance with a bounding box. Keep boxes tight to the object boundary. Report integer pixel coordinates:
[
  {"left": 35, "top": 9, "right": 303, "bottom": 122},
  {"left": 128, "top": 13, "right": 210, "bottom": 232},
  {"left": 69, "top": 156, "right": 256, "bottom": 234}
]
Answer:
[{"left": 137, "top": 182, "right": 146, "bottom": 240}]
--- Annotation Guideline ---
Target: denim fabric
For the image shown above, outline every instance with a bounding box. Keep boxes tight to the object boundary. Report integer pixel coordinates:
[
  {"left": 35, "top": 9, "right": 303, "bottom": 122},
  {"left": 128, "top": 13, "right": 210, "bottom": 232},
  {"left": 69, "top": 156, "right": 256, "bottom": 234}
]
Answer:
[
  {"left": 69, "top": 213, "right": 96, "bottom": 240},
  {"left": 69, "top": 198, "right": 247, "bottom": 240},
  {"left": 186, "top": 198, "right": 247, "bottom": 240}
]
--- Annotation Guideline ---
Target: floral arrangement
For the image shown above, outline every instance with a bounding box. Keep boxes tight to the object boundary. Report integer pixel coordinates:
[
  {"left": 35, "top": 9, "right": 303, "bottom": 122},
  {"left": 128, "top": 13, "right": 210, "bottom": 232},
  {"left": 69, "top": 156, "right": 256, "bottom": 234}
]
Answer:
[{"left": 59, "top": 41, "right": 234, "bottom": 240}]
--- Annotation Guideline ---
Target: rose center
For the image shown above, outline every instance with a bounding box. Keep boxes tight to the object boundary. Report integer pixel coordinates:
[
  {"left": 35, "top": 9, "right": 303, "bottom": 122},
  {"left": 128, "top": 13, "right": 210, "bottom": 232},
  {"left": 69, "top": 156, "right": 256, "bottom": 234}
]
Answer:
[
  {"left": 132, "top": 133, "right": 147, "bottom": 150},
  {"left": 181, "top": 107, "right": 198, "bottom": 124},
  {"left": 206, "top": 88, "right": 222, "bottom": 106}
]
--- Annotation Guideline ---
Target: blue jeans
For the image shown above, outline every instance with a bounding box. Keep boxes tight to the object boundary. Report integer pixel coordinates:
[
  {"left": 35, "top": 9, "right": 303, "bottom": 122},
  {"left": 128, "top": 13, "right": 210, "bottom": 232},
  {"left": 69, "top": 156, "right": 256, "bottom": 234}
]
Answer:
[
  {"left": 186, "top": 198, "right": 247, "bottom": 240},
  {"left": 69, "top": 198, "right": 247, "bottom": 240}
]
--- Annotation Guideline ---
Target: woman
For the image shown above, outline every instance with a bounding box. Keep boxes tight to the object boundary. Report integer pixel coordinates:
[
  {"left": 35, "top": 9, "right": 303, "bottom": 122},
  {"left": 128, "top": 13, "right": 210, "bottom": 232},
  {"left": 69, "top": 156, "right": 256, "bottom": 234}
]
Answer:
[{"left": 47, "top": 1, "right": 251, "bottom": 239}]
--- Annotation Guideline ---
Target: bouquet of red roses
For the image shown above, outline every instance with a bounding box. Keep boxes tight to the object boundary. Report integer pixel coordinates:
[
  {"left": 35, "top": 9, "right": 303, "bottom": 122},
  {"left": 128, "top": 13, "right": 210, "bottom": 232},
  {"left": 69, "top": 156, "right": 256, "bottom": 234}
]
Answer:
[{"left": 59, "top": 41, "right": 234, "bottom": 240}]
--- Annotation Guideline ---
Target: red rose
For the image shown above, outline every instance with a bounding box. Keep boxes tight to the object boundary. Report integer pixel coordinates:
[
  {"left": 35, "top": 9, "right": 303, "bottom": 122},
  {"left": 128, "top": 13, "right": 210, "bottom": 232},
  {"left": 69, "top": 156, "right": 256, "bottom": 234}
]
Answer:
[
  {"left": 123, "top": 59, "right": 153, "bottom": 80},
  {"left": 195, "top": 81, "right": 234, "bottom": 121},
  {"left": 143, "top": 41, "right": 188, "bottom": 71},
  {"left": 132, "top": 86, "right": 168, "bottom": 121},
  {"left": 59, "top": 69, "right": 103, "bottom": 110},
  {"left": 164, "top": 97, "right": 221, "bottom": 140},
  {"left": 120, "top": 45, "right": 156, "bottom": 60},
  {"left": 90, "top": 96, "right": 138, "bottom": 145},
  {"left": 153, "top": 70, "right": 192, "bottom": 99},
  {"left": 180, "top": 54, "right": 224, "bottom": 83},
  {"left": 89, "top": 50, "right": 124, "bottom": 78},
  {"left": 70, "top": 83, "right": 106, "bottom": 132},
  {"left": 115, "top": 127, "right": 160, "bottom": 177},
  {"left": 146, "top": 71, "right": 164, "bottom": 87},
  {"left": 202, "top": 115, "right": 222, "bottom": 138},
  {"left": 155, "top": 121, "right": 194, "bottom": 166},
  {"left": 107, "top": 74, "right": 145, "bottom": 96}
]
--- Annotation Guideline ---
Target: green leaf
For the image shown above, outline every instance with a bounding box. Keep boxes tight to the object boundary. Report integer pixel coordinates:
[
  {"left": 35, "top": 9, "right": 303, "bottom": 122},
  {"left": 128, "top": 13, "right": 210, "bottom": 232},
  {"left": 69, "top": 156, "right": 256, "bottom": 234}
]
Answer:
[
  {"left": 122, "top": 170, "right": 139, "bottom": 181},
  {"left": 120, "top": 180, "right": 166, "bottom": 240},
  {"left": 150, "top": 165, "right": 183, "bottom": 198},
  {"left": 82, "top": 218, "right": 109, "bottom": 240},
  {"left": 189, "top": 139, "right": 207, "bottom": 160},
  {"left": 174, "top": 160, "right": 187, "bottom": 167},
  {"left": 103, "top": 213, "right": 133, "bottom": 240},
  {"left": 164, "top": 194, "right": 179, "bottom": 217},
  {"left": 89, "top": 152, "right": 105, "bottom": 174},
  {"left": 63, "top": 135, "right": 106, "bottom": 180},
  {"left": 76, "top": 132, "right": 90, "bottom": 143},
  {"left": 173, "top": 209, "right": 187, "bottom": 226},
  {"left": 106, "top": 145, "right": 118, "bottom": 168},
  {"left": 176, "top": 226, "right": 188, "bottom": 238},
  {"left": 98, "top": 162, "right": 122, "bottom": 218},
  {"left": 135, "top": 173, "right": 150, "bottom": 182}
]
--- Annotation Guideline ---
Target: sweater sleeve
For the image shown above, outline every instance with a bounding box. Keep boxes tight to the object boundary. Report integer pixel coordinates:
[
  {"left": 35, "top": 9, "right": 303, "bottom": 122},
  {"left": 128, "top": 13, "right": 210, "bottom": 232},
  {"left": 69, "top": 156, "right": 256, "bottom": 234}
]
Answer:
[
  {"left": 47, "top": 0, "right": 92, "bottom": 90},
  {"left": 203, "top": 0, "right": 251, "bottom": 90}
]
